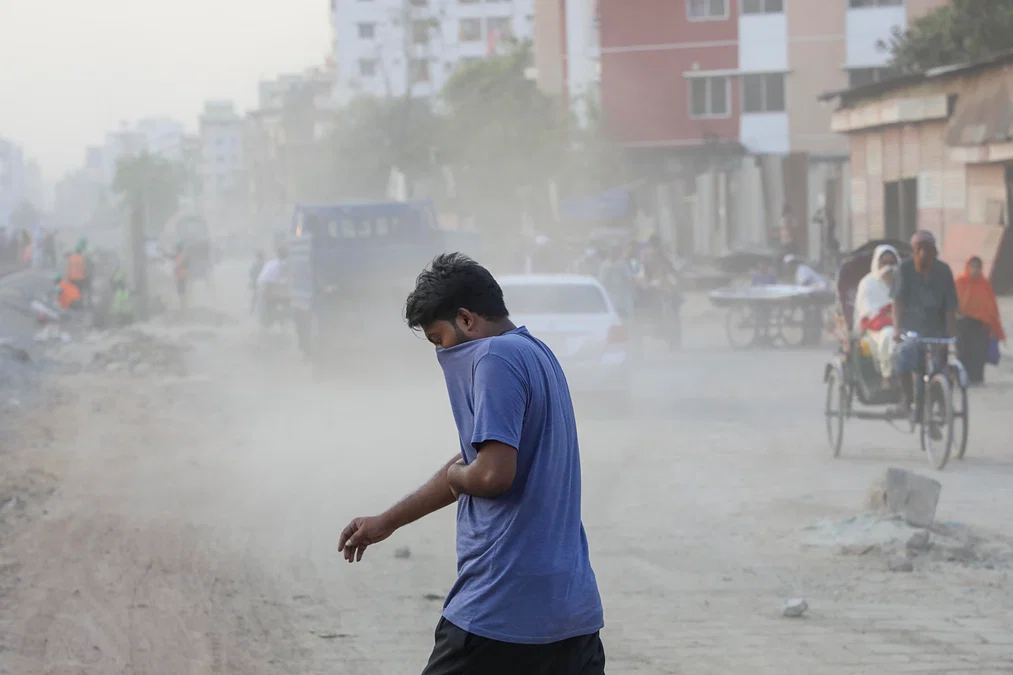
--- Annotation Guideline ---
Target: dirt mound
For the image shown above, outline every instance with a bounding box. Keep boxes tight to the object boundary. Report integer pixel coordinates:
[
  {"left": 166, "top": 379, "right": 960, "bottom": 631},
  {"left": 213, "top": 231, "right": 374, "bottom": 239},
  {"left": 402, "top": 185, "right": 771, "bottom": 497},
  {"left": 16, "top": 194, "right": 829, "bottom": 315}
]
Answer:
[
  {"left": 49, "top": 330, "right": 190, "bottom": 377},
  {"left": 802, "top": 513, "right": 1013, "bottom": 570}
]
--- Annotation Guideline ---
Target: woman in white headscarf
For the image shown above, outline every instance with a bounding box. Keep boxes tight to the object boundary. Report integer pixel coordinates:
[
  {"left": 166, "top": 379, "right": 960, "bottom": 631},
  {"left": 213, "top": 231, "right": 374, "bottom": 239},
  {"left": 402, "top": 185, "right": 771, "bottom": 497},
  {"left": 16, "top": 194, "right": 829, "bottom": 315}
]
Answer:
[{"left": 854, "top": 244, "right": 900, "bottom": 386}]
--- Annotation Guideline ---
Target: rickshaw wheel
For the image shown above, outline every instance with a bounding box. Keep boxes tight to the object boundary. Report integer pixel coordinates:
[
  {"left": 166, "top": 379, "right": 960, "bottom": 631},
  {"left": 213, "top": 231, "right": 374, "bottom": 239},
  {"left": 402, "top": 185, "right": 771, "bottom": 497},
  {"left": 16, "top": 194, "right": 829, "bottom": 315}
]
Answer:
[
  {"left": 919, "top": 373, "right": 954, "bottom": 470},
  {"left": 825, "top": 368, "right": 846, "bottom": 457},
  {"left": 726, "top": 305, "right": 756, "bottom": 350},
  {"left": 776, "top": 306, "right": 806, "bottom": 348},
  {"left": 951, "top": 378, "right": 969, "bottom": 459}
]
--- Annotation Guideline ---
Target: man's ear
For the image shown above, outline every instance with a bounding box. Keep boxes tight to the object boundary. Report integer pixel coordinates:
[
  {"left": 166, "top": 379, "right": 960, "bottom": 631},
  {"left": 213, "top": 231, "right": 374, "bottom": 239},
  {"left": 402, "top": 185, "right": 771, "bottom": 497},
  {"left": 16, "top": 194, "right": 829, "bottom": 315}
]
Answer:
[{"left": 457, "top": 308, "right": 476, "bottom": 332}]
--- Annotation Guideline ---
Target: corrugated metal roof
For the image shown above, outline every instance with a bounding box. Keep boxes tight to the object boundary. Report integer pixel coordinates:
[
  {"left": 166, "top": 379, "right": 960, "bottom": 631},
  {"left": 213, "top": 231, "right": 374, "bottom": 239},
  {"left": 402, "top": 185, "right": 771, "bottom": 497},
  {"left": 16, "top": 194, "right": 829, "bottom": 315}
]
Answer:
[
  {"left": 818, "top": 48, "right": 1013, "bottom": 107},
  {"left": 946, "top": 80, "right": 1013, "bottom": 146}
]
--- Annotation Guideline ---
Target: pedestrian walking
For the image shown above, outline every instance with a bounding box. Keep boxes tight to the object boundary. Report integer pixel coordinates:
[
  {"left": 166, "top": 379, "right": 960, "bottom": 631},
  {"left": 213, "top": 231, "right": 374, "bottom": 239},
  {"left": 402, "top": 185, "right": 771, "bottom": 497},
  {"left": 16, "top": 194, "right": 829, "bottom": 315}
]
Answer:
[
  {"left": 955, "top": 255, "right": 1005, "bottom": 385},
  {"left": 65, "top": 238, "right": 91, "bottom": 308},
  {"left": 338, "top": 253, "right": 606, "bottom": 675}
]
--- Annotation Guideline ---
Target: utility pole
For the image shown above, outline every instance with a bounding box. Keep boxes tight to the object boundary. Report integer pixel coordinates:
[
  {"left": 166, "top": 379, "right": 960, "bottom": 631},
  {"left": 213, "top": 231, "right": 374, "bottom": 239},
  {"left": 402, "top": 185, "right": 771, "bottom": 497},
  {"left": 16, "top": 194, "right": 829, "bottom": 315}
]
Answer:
[{"left": 129, "top": 200, "right": 149, "bottom": 320}]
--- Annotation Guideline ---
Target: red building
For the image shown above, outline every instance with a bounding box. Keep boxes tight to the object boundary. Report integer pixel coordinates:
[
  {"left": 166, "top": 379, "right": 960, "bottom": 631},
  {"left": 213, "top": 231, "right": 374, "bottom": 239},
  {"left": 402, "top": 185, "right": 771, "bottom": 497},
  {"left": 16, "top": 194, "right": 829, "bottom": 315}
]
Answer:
[{"left": 599, "top": 0, "right": 740, "bottom": 150}]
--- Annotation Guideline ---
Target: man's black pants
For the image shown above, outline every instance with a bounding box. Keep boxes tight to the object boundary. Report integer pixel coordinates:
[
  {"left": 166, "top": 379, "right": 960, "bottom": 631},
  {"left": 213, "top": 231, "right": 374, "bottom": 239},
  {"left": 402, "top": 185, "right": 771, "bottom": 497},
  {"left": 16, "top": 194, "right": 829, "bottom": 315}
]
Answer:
[{"left": 421, "top": 618, "right": 606, "bottom": 675}]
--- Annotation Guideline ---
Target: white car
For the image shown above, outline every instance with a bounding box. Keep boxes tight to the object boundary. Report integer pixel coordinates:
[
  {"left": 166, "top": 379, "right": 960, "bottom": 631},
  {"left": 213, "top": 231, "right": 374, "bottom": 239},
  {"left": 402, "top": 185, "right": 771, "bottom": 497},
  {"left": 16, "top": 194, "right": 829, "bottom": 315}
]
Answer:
[{"left": 498, "top": 274, "right": 631, "bottom": 400}]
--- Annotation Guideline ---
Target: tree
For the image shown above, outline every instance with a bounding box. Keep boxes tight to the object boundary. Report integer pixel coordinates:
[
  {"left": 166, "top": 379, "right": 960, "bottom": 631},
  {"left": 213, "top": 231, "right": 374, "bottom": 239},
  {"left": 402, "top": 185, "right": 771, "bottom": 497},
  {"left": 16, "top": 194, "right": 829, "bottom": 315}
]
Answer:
[
  {"left": 882, "top": 0, "right": 1013, "bottom": 73},
  {"left": 111, "top": 153, "right": 187, "bottom": 235},
  {"left": 9, "top": 201, "right": 41, "bottom": 230},
  {"left": 441, "top": 40, "right": 572, "bottom": 231},
  {"left": 299, "top": 97, "right": 444, "bottom": 202}
]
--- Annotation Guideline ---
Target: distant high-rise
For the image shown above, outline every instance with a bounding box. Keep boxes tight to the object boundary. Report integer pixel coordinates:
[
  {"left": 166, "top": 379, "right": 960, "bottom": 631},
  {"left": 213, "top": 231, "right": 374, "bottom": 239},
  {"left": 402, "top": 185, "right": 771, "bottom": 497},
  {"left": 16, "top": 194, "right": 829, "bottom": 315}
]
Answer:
[
  {"left": 198, "top": 101, "right": 244, "bottom": 199},
  {"left": 329, "top": 0, "right": 536, "bottom": 106}
]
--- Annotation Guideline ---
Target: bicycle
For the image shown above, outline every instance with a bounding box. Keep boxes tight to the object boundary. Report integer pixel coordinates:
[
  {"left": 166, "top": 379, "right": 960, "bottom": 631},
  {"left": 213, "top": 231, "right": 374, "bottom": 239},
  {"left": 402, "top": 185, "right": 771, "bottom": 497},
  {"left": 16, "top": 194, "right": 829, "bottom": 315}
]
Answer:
[{"left": 900, "top": 333, "right": 958, "bottom": 470}]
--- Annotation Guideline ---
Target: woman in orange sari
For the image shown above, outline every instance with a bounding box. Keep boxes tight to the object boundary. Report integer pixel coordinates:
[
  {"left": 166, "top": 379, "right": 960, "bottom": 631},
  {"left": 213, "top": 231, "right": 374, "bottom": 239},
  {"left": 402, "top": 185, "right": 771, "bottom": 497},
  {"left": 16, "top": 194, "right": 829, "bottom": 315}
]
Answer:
[{"left": 955, "top": 256, "right": 1005, "bottom": 384}]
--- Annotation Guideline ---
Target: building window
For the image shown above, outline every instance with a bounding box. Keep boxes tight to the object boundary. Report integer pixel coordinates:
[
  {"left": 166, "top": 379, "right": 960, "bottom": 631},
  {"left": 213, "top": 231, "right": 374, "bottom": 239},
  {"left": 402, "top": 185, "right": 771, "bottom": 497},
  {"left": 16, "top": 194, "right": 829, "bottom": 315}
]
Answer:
[
  {"left": 359, "top": 59, "right": 378, "bottom": 77},
  {"left": 686, "top": 0, "right": 728, "bottom": 21},
  {"left": 741, "top": 0, "right": 783, "bottom": 13},
  {"left": 847, "top": 66, "right": 897, "bottom": 87},
  {"left": 412, "top": 20, "right": 431, "bottom": 44},
  {"left": 488, "top": 17, "right": 512, "bottom": 39},
  {"left": 742, "top": 73, "right": 785, "bottom": 113},
  {"left": 689, "top": 76, "right": 730, "bottom": 118},
  {"left": 358, "top": 23, "right": 375, "bottom": 39},
  {"left": 848, "top": 0, "right": 902, "bottom": 6},
  {"left": 410, "top": 59, "right": 431, "bottom": 84},
  {"left": 459, "top": 18, "right": 482, "bottom": 42}
]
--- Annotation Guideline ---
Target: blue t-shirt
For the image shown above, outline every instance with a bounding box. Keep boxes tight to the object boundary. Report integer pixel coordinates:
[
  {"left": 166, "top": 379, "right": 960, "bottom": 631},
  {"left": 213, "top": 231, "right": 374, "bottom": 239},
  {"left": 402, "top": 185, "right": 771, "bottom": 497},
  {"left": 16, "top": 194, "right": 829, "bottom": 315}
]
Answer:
[{"left": 436, "top": 327, "right": 604, "bottom": 644}]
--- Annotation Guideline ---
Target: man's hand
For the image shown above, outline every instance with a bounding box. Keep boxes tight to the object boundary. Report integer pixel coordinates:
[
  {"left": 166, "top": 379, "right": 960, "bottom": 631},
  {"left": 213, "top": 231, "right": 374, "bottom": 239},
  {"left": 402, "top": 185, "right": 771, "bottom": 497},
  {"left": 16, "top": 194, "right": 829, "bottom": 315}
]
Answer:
[
  {"left": 338, "top": 515, "right": 395, "bottom": 563},
  {"left": 337, "top": 456, "right": 461, "bottom": 564}
]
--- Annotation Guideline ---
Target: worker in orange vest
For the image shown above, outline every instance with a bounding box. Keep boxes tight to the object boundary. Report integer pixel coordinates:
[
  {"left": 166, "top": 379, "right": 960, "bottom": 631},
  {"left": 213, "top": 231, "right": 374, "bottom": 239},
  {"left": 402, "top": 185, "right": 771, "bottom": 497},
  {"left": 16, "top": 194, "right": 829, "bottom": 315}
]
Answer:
[
  {"left": 55, "top": 274, "right": 82, "bottom": 310},
  {"left": 173, "top": 240, "right": 190, "bottom": 308},
  {"left": 65, "top": 237, "right": 91, "bottom": 307}
]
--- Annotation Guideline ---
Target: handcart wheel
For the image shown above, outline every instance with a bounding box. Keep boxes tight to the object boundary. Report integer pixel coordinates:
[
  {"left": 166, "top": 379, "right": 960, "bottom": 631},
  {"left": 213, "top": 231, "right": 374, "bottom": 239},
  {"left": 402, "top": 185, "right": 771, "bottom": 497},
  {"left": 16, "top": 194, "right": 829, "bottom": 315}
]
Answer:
[
  {"left": 725, "top": 305, "right": 756, "bottom": 350},
  {"left": 825, "top": 368, "right": 846, "bottom": 457},
  {"left": 776, "top": 306, "right": 806, "bottom": 348}
]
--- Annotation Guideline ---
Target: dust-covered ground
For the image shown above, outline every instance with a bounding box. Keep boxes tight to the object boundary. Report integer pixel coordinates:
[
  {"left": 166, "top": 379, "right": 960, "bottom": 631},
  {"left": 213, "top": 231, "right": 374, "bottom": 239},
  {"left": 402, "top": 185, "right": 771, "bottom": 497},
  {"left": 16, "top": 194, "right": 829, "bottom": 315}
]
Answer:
[{"left": 1, "top": 266, "right": 1013, "bottom": 675}]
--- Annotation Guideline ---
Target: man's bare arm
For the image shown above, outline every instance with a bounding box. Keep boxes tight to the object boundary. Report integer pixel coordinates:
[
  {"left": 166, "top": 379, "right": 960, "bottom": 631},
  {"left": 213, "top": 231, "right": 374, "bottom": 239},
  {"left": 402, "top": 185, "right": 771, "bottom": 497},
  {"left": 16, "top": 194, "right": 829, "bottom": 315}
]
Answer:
[
  {"left": 381, "top": 455, "right": 461, "bottom": 530},
  {"left": 338, "top": 455, "right": 459, "bottom": 562},
  {"left": 447, "top": 441, "right": 517, "bottom": 499}
]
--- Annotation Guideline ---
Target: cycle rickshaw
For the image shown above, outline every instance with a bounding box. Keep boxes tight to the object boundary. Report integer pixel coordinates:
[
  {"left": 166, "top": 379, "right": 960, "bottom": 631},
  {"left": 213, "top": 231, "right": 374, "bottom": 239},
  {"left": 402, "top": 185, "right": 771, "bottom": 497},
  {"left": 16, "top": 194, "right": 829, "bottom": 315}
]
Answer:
[{"left": 823, "top": 239, "right": 970, "bottom": 470}]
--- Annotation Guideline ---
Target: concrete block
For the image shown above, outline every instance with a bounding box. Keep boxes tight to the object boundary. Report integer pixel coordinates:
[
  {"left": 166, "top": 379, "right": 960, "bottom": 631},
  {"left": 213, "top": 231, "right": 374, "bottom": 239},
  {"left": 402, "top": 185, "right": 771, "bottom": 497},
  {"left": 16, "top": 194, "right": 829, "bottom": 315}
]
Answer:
[{"left": 885, "top": 468, "right": 942, "bottom": 528}]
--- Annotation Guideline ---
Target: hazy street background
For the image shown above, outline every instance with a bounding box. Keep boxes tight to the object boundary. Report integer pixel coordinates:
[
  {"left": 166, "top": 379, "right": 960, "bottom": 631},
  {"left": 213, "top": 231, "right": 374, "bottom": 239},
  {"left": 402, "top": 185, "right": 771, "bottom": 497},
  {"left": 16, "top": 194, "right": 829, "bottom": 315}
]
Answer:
[{"left": 1, "top": 268, "right": 1011, "bottom": 674}]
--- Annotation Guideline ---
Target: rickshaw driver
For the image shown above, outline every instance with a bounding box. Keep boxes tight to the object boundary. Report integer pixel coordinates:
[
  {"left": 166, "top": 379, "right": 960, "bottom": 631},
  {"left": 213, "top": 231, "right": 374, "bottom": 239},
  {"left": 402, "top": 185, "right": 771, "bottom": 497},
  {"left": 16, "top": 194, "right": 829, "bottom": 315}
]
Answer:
[{"left": 891, "top": 230, "right": 959, "bottom": 422}]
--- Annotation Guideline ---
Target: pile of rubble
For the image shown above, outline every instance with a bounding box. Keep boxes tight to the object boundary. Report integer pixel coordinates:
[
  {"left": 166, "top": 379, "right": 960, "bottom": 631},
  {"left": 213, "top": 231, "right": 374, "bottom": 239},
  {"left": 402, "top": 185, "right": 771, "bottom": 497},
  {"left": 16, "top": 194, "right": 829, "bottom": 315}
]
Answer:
[
  {"left": 802, "top": 468, "right": 1013, "bottom": 572},
  {"left": 47, "top": 329, "right": 190, "bottom": 377}
]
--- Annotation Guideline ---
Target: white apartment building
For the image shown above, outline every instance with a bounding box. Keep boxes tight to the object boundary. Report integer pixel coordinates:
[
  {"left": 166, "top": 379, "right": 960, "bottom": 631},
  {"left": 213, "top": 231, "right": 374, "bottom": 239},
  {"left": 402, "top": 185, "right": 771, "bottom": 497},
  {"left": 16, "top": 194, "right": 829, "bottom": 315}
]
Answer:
[
  {"left": 198, "top": 101, "right": 244, "bottom": 198},
  {"left": 533, "top": 0, "right": 601, "bottom": 127},
  {"left": 98, "top": 117, "right": 187, "bottom": 187},
  {"left": 330, "top": 0, "right": 536, "bottom": 106},
  {"left": 136, "top": 117, "right": 186, "bottom": 161}
]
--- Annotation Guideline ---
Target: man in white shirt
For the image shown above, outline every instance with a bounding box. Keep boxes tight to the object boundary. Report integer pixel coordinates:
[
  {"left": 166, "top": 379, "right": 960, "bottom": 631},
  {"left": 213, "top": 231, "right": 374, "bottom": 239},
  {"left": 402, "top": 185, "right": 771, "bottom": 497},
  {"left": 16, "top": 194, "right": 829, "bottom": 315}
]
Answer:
[
  {"left": 784, "top": 255, "right": 829, "bottom": 345},
  {"left": 256, "top": 245, "right": 291, "bottom": 328},
  {"left": 785, "top": 255, "right": 828, "bottom": 290}
]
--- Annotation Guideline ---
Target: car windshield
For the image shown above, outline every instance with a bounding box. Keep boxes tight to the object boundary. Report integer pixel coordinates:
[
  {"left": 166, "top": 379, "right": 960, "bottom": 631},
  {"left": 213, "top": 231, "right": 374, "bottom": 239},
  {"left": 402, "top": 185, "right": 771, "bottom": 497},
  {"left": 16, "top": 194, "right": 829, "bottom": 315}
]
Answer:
[{"left": 502, "top": 283, "right": 609, "bottom": 315}]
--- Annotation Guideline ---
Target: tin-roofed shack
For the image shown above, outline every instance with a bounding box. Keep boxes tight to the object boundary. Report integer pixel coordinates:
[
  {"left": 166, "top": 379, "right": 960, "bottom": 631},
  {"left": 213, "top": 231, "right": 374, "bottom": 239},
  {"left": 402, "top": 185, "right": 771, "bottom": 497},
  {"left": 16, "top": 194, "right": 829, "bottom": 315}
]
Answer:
[{"left": 821, "top": 50, "right": 1013, "bottom": 289}]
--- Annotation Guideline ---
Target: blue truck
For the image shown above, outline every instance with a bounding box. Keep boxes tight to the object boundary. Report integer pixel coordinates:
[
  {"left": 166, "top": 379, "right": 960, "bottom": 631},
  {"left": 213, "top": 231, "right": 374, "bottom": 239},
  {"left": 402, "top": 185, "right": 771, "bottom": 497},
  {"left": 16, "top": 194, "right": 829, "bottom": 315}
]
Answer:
[{"left": 287, "top": 200, "right": 480, "bottom": 370}]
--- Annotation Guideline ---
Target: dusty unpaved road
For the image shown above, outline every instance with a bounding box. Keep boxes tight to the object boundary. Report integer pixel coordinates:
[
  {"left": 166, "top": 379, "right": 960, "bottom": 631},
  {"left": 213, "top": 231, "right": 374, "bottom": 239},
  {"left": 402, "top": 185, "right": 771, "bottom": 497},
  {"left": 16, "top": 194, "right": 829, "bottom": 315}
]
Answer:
[{"left": 1, "top": 280, "right": 1013, "bottom": 674}]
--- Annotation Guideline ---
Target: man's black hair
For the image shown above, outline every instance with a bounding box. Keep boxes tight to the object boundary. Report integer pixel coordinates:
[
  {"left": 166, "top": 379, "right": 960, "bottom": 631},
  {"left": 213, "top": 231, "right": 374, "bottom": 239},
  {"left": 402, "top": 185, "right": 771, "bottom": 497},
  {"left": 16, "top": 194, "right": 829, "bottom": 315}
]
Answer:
[{"left": 405, "top": 253, "right": 508, "bottom": 330}]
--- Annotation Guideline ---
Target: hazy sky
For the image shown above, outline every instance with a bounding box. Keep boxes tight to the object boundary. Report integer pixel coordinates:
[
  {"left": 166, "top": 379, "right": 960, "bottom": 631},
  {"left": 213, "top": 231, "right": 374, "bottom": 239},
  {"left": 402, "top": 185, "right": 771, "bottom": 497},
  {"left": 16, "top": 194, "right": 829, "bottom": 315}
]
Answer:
[{"left": 0, "top": 0, "right": 331, "bottom": 181}]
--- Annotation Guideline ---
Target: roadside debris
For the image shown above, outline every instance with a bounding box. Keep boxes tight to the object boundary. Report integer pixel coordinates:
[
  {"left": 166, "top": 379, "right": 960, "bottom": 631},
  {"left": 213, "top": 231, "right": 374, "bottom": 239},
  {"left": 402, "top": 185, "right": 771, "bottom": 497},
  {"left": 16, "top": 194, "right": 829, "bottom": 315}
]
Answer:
[
  {"left": 906, "top": 530, "right": 931, "bottom": 552},
  {"left": 782, "top": 598, "right": 808, "bottom": 618},
  {"left": 0, "top": 339, "right": 31, "bottom": 364},
  {"left": 884, "top": 468, "right": 941, "bottom": 528},
  {"left": 887, "top": 555, "right": 915, "bottom": 573},
  {"left": 803, "top": 513, "right": 1013, "bottom": 570},
  {"left": 46, "top": 329, "right": 189, "bottom": 377}
]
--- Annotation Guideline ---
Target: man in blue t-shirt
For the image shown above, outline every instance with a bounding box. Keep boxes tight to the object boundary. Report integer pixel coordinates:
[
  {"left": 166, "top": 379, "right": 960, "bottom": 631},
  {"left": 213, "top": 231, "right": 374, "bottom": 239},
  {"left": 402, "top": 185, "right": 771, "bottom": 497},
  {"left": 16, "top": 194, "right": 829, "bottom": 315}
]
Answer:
[{"left": 338, "top": 253, "right": 605, "bottom": 674}]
